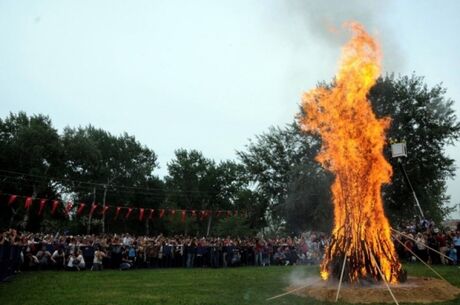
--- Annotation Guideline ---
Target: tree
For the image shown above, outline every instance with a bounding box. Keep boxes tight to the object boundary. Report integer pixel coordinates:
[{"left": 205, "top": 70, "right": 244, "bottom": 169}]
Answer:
[
  {"left": 0, "top": 112, "right": 63, "bottom": 230},
  {"left": 61, "top": 126, "right": 161, "bottom": 234},
  {"left": 369, "top": 74, "right": 460, "bottom": 223},
  {"left": 165, "top": 149, "right": 258, "bottom": 235},
  {"left": 237, "top": 123, "right": 332, "bottom": 232},
  {"left": 240, "top": 74, "right": 460, "bottom": 230}
]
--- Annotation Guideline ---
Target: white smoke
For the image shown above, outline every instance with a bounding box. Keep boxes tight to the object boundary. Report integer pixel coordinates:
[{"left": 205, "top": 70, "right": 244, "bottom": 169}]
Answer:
[{"left": 276, "top": 0, "right": 405, "bottom": 73}]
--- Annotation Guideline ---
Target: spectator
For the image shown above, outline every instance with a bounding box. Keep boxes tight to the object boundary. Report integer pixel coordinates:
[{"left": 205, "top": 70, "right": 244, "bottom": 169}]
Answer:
[
  {"left": 51, "top": 248, "right": 66, "bottom": 270},
  {"left": 453, "top": 231, "right": 460, "bottom": 264},
  {"left": 36, "top": 245, "right": 52, "bottom": 269},
  {"left": 92, "top": 247, "right": 105, "bottom": 271}
]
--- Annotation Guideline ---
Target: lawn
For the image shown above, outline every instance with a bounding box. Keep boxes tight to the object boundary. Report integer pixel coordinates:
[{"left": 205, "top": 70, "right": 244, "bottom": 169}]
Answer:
[{"left": 0, "top": 264, "right": 459, "bottom": 305}]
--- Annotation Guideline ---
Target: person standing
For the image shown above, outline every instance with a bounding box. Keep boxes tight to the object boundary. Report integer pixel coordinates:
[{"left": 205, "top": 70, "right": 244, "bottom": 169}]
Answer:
[{"left": 452, "top": 231, "right": 460, "bottom": 264}]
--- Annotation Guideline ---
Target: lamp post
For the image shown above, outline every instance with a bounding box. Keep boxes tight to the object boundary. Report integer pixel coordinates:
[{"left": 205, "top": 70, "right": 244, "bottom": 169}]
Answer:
[{"left": 391, "top": 142, "right": 425, "bottom": 219}]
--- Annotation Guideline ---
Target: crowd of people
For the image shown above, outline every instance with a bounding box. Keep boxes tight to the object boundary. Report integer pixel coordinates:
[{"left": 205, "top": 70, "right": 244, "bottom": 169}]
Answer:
[
  {"left": 0, "top": 229, "right": 327, "bottom": 281},
  {"left": 1, "top": 219, "right": 459, "bottom": 282},
  {"left": 394, "top": 219, "right": 460, "bottom": 265}
]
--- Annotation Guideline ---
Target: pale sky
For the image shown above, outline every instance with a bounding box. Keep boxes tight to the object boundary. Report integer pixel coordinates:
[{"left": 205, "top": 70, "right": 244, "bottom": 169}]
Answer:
[{"left": 1, "top": 0, "right": 459, "bottom": 218}]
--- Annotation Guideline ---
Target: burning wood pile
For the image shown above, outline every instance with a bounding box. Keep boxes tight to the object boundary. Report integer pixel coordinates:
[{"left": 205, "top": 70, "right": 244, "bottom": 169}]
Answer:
[{"left": 299, "top": 22, "right": 405, "bottom": 284}]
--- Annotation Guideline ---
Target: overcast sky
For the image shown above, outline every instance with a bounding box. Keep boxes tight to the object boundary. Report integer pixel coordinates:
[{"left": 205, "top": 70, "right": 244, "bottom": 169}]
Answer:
[{"left": 1, "top": 0, "right": 459, "bottom": 218}]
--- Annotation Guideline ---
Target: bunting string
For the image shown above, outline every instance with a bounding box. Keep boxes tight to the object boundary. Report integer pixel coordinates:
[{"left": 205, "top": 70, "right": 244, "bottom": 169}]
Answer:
[{"left": 1, "top": 192, "right": 243, "bottom": 222}]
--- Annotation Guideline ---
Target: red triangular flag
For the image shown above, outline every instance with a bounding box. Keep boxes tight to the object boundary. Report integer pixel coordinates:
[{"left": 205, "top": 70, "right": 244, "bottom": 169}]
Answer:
[
  {"left": 77, "top": 203, "right": 86, "bottom": 216},
  {"left": 200, "top": 210, "right": 206, "bottom": 220},
  {"left": 38, "top": 199, "right": 47, "bottom": 216},
  {"left": 191, "top": 210, "right": 196, "bottom": 218},
  {"left": 8, "top": 195, "right": 17, "bottom": 206},
  {"left": 51, "top": 200, "right": 59, "bottom": 215},
  {"left": 159, "top": 209, "right": 165, "bottom": 219},
  {"left": 170, "top": 209, "right": 176, "bottom": 217},
  {"left": 89, "top": 203, "right": 98, "bottom": 217},
  {"left": 148, "top": 208, "right": 154, "bottom": 220},
  {"left": 125, "top": 207, "right": 133, "bottom": 219},
  {"left": 65, "top": 201, "right": 74, "bottom": 216},
  {"left": 139, "top": 208, "right": 145, "bottom": 221},
  {"left": 114, "top": 207, "right": 121, "bottom": 219},
  {"left": 181, "top": 210, "right": 186, "bottom": 223},
  {"left": 24, "top": 197, "right": 33, "bottom": 209},
  {"left": 101, "top": 205, "right": 109, "bottom": 215}
]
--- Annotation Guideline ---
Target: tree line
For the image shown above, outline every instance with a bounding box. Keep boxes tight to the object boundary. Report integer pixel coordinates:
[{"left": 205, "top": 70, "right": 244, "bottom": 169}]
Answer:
[{"left": 1, "top": 74, "right": 459, "bottom": 236}]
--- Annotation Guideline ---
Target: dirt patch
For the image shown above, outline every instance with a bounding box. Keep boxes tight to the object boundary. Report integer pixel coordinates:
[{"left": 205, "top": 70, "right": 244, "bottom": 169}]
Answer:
[{"left": 288, "top": 276, "right": 460, "bottom": 303}]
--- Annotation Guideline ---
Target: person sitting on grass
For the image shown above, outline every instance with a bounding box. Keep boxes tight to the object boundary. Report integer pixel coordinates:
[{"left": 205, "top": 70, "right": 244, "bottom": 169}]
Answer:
[
  {"left": 36, "top": 245, "right": 52, "bottom": 270},
  {"left": 51, "top": 248, "right": 66, "bottom": 270},
  {"left": 67, "top": 250, "right": 86, "bottom": 271},
  {"left": 120, "top": 252, "right": 133, "bottom": 270}
]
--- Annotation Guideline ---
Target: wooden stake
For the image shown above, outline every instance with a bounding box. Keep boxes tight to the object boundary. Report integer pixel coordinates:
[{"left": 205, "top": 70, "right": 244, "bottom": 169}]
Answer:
[
  {"left": 335, "top": 251, "right": 348, "bottom": 302},
  {"left": 392, "top": 234, "right": 448, "bottom": 283},
  {"left": 391, "top": 228, "right": 453, "bottom": 262},
  {"left": 369, "top": 251, "right": 399, "bottom": 305},
  {"left": 266, "top": 284, "right": 310, "bottom": 301}
]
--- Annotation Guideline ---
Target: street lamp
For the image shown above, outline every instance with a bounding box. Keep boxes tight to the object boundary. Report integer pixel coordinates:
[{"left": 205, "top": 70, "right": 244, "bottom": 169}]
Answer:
[{"left": 391, "top": 141, "right": 425, "bottom": 220}]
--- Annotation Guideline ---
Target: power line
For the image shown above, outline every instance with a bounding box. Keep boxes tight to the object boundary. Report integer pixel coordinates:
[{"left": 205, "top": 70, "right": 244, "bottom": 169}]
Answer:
[{"left": 0, "top": 169, "right": 227, "bottom": 197}]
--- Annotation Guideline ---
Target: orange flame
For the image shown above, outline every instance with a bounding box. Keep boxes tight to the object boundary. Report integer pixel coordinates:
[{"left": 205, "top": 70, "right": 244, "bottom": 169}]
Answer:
[{"left": 300, "top": 22, "right": 402, "bottom": 283}]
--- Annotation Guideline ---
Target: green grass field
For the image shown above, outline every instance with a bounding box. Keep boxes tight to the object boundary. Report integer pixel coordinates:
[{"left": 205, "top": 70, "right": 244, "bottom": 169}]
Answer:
[{"left": 0, "top": 264, "right": 459, "bottom": 305}]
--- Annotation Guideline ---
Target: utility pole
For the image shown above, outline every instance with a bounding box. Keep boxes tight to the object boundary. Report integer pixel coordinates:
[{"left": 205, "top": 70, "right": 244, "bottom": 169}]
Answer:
[
  {"left": 101, "top": 175, "right": 118, "bottom": 234},
  {"left": 87, "top": 187, "right": 96, "bottom": 234},
  {"left": 102, "top": 183, "right": 108, "bottom": 234}
]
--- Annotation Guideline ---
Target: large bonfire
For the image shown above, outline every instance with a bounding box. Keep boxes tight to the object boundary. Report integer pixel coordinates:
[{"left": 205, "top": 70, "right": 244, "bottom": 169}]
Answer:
[{"left": 299, "top": 22, "right": 403, "bottom": 284}]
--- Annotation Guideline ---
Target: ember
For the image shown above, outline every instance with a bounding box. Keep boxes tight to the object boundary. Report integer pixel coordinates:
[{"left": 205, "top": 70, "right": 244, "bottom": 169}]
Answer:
[{"left": 299, "top": 22, "right": 404, "bottom": 284}]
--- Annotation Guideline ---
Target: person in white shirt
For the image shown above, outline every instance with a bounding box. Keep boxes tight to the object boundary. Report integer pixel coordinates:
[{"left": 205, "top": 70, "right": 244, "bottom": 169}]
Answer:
[
  {"left": 92, "top": 247, "right": 106, "bottom": 271},
  {"left": 67, "top": 250, "right": 86, "bottom": 271}
]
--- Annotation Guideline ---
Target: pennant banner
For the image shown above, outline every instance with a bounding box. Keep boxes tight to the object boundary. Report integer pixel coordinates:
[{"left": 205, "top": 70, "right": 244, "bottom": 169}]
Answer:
[
  {"left": 125, "top": 207, "right": 133, "bottom": 219},
  {"left": 101, "top": 205, "right": 109, "bottom": 215},
  {"left": 51, "top": 200, "right": 59, "bottom": 215},
  {"left": 8, "top": 195, "right": 17, "bottom": 206},
  {"left": 89, "top": 203, "right": 98, "bottom": 217},
  {"left": 3, "top": 193, "right": 243, "bottom": 222},
  {"left": 65, "top": 201, "right": 74, "bottom": 216},
  {"left": 77, "top": 203, "right": 86, "bottom": 216},
  {"left": 139, "top": 208, "right": 145, "bottom": 221},
  {"left": 38, "top": 199, "right": 47, "bottom": 216},
  {"left": 24, "top": 197, "right": 33, "bottom": 209},
  {"left": 114, "top": 206, "right": 121, "bottom": 219}
]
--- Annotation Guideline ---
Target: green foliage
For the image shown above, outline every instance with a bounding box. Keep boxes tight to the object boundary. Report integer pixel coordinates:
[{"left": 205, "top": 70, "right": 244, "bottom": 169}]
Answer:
[
  {"left": 370, "top": 74, "right": 460, "bottom": 223},
  {"left": 164, "top": 149, "right": 262, "bottom": 235},
  {"left": 213, "top": 216, "right": 256, "bottom": 237},
  {"left": 1, "top": 73, "right": 458, "bottom": 234},
  {"left": 0, "top": 112, "right": 63, "bottom": 230},
  {"left": 237, "top": 123, "right": 331, "bottom": 233},
  {"left": 240, "top": 74, "right": 460, "bottom": 230}
]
